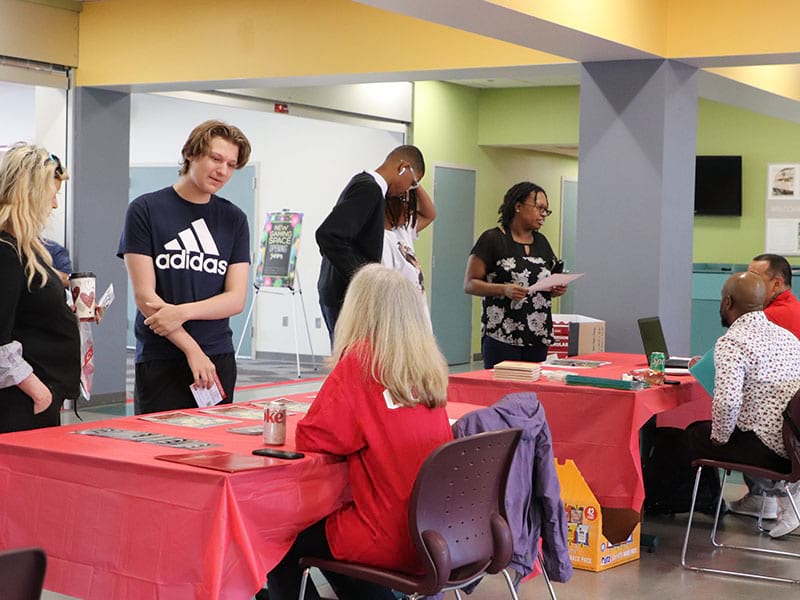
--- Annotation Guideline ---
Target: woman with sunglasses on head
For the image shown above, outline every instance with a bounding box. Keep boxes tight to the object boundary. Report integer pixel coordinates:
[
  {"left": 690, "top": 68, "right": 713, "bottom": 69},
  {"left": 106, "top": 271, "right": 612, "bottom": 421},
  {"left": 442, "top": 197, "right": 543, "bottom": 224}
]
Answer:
[
  {"left": 464, "top": 181, "right": 567, "bottom": 369},
  {"left": 0, "top": 144, "right": 80, "bottom": 433},
  {"left": 381, "top": 184, "right": 435, "bottom": 320}
]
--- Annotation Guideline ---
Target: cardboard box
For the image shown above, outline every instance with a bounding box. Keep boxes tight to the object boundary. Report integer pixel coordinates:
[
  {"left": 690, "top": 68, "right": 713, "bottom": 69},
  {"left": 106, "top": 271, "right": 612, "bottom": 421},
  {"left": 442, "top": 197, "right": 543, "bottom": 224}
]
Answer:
[
  {"left": 556, "top": 459, "right": 640, "bottom": 572},
  {"left": 551, "top": 314, "right": 606, "bottom": 358}
]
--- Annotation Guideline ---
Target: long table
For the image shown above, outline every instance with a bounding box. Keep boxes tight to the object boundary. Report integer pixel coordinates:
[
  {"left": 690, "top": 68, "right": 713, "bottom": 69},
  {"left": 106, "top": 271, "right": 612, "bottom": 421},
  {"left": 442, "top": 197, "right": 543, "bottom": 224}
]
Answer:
[
  {"left": 0, "top": 393, "right": 475, "bottom": 600},
  {"left": 447, "top": 352, "right": 711, "bottom": 512}
]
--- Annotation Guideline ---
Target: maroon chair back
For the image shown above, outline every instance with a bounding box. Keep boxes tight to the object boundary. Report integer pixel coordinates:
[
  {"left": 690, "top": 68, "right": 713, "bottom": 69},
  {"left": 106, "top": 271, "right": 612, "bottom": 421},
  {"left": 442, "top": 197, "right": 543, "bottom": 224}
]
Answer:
[
  {"left": 782, "top": 388, "right": 800, "bottom": 483},
  {"left": 408, "top": 428, "right": 522, "bottom": 593},
  {"left": 0, "top": 547, "right": 47, "bottom": 600}
]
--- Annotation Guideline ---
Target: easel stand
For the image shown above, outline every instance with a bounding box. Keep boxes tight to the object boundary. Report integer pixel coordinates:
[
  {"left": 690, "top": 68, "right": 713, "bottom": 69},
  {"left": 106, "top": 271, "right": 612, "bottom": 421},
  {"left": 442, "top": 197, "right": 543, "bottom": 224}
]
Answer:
[{"left": 236, "top": 271, "right": 318, "bottom": 379}]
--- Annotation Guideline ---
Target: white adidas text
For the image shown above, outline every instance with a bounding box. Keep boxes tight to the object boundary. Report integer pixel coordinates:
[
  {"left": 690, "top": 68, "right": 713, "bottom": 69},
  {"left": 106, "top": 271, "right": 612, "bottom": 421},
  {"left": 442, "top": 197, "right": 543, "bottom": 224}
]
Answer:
[{"left": 155, "top": 250, "right": 228, "bottom": 275}]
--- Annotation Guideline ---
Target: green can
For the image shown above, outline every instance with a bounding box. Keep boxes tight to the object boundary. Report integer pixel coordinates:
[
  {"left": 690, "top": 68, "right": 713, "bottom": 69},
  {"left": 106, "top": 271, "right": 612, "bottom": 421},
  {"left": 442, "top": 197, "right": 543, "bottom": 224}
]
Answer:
[{"left": 649, "top": 351, "right": 666, "bottom": 373}]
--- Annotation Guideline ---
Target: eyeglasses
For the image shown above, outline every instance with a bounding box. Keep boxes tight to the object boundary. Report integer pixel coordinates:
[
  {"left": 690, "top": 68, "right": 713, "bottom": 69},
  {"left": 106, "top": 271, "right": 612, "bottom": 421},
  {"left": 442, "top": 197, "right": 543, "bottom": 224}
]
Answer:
[
  {"left": 47, "top": 154, "right": 64, "bottom": 178},
  {"left": 523, "top": 202, "right": 552, "bottom": 217}
]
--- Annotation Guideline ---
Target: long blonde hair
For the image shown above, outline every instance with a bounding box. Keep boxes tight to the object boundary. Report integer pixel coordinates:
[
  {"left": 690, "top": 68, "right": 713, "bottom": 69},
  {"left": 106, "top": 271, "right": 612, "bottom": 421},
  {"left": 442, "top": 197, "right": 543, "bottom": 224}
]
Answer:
[
  {"left": 331, "top": 264, "right": 448, "bottom": 408},
  {"left": 0, "top": 143, "right": 67, "bottom": 288}
]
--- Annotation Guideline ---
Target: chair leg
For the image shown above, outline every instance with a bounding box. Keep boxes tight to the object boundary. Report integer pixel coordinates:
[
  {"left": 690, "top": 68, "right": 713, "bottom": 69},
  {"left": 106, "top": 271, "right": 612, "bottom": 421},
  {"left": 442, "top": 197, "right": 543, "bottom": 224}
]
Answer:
[
  {"left": 453, "top": 589, "right": 463, "bottom": 600},
  {"left": 298, "top": 567, "right": 311, "bottom": 600},
  {"left": 682, "top": 465, "right": 800, "bottom": 584},
  {"left": 535, "top": 554, "right": 557, "bottom": 600},
  {"left": 708, "top": 468, "right": 729, "bottom": 548},
  {"left": 500, "top": 567, "right": 521, "bottom": 600}
]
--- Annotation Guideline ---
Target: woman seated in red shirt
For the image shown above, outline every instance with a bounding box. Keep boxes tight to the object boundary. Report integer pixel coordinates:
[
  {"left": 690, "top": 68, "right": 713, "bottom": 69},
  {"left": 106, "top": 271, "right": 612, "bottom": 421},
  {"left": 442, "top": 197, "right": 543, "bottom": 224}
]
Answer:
[{"left": 265, "top": 263, "right": 453, "bottom": 600}]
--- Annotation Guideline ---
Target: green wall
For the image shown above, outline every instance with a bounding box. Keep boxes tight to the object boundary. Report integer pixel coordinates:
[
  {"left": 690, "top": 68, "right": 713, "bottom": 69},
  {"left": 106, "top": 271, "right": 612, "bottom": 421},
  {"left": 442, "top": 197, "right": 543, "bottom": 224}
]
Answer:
[
  {"left": 478, "top": 86, "right": 580, "bottom": 146},
  {"left": 694, "top": 98, "right": 800, "bottom": 265},
  {"left": 413, "top": 81, "right": 579, "bottom": 356},
  {"left": 413, "top": 83, "right": 800, "bottom": 358}
]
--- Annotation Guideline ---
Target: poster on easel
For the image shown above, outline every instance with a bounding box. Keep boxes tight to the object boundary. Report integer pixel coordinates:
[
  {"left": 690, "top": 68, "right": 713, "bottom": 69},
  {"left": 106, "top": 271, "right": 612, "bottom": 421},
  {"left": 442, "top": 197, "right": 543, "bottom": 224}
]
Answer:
[
  {"left": 255, "top": 211, "right": 303, "bottom": 288},
  {"left": 765, "top": 164, "right": 800, "bottom": 255}
]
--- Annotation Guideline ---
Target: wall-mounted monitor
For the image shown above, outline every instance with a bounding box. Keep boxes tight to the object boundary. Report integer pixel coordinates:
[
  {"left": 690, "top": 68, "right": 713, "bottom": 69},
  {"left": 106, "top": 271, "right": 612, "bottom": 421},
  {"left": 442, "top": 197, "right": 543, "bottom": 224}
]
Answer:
[{"left": 694, "top": 155, "right": 742, "bottom": 216}]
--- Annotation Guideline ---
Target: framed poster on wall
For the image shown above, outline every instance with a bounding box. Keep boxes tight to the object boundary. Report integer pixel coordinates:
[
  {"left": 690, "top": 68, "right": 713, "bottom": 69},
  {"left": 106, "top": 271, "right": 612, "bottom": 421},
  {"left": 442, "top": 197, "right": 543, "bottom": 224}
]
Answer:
[
  {"left": 765, "top": 164, "right": 800, "bottom": 255},
  {"left": 767, "top": 164, "right": 799, "bottom": 200}
]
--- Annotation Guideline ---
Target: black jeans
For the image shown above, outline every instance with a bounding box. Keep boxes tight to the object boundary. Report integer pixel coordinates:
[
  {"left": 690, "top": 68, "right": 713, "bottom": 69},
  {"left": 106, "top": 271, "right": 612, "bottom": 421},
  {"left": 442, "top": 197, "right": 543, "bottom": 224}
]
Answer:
[
  {"left": 481, "top": 335, "right": 549, "bottom": 369},
  {"left": 267, "top": 519, "right": 396, "bottom": 600},
  {"left": 0, "top": 384, "right": 62, "bottom": 434},
  {"left": 133, "top": 352, "right": 236, "bottom": 415},
  {"left": 319, "top": 303, "right": 341, "bottom": 347},
  {"left": 686, "top": 421, "right": 791, "bottom": 473}
]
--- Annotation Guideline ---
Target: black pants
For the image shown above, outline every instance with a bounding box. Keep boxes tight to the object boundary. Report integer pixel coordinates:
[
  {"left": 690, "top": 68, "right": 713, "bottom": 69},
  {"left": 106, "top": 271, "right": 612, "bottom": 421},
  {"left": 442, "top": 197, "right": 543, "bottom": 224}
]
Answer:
[
  {"left": 686, "top": 421, "right": 791, "bottom": 473},
  {"left": 0, "top": 384, "right": 63, "bottom": 434},
  {"left": 133, "top": 353, "right": 236, "bottom": 415},
  {"left": 481, "top": 335, "right": 548, "bottom": 369},
  {"left": 267, "top": 519, "right": 396, "bottom": 600},
  {"left": 319, "top": 303, "right": 341, "bottom": 347}
]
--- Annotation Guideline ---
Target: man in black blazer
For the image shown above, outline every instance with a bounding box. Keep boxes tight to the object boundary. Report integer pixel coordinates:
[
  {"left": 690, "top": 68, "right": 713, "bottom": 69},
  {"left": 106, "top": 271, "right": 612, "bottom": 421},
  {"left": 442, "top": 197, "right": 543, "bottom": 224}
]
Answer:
[{"left": 316, "top": 145, "right": 425, "bottom": 342}]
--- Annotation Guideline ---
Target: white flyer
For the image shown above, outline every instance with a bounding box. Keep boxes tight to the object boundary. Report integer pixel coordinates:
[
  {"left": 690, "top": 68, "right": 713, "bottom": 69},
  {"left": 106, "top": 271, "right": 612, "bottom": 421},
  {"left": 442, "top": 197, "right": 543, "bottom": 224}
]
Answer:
[
  {"left": 190, "top": 382, "right": 225, "bottom": 408},
  {"left": 527, "top": 272, "right": 584, "bottom": 293}
]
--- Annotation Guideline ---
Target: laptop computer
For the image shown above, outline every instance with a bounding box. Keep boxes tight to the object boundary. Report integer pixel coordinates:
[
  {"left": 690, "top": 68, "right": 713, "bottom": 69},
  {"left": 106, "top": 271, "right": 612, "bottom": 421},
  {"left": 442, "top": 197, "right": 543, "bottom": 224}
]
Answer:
[{"left": 637, "top": 316, "right": 692, "bottom": 370}]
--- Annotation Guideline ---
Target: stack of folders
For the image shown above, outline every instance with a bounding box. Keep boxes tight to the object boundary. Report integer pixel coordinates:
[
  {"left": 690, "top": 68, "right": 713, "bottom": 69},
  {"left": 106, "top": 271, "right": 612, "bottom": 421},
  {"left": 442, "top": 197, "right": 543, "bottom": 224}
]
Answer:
[{"left": 493, "top": 361, "right": 541, "bottom": 382}]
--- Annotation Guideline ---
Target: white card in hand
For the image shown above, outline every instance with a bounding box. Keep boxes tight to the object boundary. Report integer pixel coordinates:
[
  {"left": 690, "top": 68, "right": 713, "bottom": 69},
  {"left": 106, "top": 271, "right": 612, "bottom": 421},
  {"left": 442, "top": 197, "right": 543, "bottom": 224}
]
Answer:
[
  {"left": 98, "top": 283, "right": 115, "bottom": 309},
  {"left": 190, "top": 382, "right": 225, "bottom": 408}
]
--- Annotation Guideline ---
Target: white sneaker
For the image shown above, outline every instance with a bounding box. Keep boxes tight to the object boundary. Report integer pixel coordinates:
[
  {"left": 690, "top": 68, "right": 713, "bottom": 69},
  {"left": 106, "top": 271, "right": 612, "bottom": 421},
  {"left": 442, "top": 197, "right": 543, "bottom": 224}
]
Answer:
[
  {"left": 769, "top": 493, "right": 800, "bottom": 538},
  {"left": 729, "top": 493, "right": 778, "bottom": 519}
]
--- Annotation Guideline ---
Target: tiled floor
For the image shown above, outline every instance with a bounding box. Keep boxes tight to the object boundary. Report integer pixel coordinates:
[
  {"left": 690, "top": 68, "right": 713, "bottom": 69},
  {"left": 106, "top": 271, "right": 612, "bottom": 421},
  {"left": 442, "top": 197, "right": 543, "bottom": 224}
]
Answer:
[{"left": 43, "top": 358, "right": 800, "bottom": 599}]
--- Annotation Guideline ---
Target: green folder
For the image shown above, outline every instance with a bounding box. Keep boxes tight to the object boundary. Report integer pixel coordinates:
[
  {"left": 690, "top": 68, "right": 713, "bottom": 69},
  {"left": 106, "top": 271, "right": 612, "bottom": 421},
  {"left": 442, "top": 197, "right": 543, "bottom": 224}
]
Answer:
[
  {"left": 689, "top": 349, "right": 715, "bottom": 396},
  {"left": 564, "top": 374, "right": 647, "bottom": 391}
]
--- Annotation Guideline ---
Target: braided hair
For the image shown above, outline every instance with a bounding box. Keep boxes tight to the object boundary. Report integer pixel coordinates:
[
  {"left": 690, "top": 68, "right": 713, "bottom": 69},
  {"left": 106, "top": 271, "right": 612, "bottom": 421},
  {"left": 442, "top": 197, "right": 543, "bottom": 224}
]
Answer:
[{"left": 497, "top": 181, "right": 547, "bottom": 229}]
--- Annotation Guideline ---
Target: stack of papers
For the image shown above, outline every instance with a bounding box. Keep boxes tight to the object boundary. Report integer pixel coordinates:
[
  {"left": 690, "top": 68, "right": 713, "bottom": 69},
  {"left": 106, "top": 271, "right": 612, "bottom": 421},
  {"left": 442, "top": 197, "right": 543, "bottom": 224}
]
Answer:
[{"left": 493, "top": 361, "right": 541, "bottom": 382}]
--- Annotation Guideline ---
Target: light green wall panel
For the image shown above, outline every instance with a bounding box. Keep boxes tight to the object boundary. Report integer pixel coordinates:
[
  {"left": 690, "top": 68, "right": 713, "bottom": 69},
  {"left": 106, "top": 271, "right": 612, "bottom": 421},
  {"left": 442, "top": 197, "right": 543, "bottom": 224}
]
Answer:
[
  {"left": 478, "top": 86, "right": 580, "bottom": 146},
  {"left": 413, "top": 81, "right": 578, "bottom": 356},
  {"left": 694, "top": 98, "right": 800, "bottom": 266}
]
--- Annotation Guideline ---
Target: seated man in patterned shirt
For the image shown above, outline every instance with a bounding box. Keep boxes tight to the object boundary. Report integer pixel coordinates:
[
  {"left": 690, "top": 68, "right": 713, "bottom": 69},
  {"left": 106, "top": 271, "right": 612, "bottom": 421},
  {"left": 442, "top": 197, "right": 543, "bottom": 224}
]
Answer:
[{"left": 687, "top": 271, "right": 800, "bottom": 538}]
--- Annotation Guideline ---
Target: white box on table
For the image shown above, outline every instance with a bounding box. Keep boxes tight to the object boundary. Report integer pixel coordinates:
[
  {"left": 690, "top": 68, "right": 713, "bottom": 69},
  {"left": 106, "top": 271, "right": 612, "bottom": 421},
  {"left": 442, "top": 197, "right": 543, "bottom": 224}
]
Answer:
[{"left": 551, "top": 314, "right": 606, "bottom": 358}]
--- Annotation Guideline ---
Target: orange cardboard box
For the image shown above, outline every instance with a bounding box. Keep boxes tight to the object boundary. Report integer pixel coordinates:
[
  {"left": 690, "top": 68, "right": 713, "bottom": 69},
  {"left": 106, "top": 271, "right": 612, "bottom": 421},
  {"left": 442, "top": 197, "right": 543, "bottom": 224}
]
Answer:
[{"left": 556, "top": 459, "right": 640, "bottom": 572}]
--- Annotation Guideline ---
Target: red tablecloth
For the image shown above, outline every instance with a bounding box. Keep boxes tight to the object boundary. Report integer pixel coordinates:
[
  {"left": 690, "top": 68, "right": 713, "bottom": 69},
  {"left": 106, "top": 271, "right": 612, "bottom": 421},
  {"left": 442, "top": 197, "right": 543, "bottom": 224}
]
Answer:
[
  {"left": 447, "top": 352, "right": 711, "bottom": 512},
  {"left": 0, "top": 393, "right": 477, "bottom": 600},
  {"left": 0, "top": 391, "right": 349, "bottom": 600}
]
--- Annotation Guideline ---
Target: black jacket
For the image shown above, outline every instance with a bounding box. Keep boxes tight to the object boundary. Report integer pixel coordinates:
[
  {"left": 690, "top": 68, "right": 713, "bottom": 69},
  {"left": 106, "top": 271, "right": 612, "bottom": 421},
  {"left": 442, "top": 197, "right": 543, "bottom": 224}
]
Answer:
[{"left": 316, "top": 172, "right": 385, "bottom": 307}]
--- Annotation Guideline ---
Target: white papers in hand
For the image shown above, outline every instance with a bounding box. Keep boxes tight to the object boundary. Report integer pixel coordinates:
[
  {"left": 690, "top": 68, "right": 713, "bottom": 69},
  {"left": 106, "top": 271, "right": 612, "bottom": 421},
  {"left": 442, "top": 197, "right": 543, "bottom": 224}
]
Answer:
[
  {"left": 191, "top": 382, "right": 225, "bottom": 408},
  {"left": 527, "top": 272, "right": 584, "bottom": 293}
]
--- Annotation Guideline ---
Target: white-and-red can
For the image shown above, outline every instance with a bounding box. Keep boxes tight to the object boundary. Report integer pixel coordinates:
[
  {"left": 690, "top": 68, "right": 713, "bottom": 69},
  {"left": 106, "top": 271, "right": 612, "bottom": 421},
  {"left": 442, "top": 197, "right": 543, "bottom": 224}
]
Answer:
[{"left": 263, "top": 399, "right": 287, "bottom": 445}]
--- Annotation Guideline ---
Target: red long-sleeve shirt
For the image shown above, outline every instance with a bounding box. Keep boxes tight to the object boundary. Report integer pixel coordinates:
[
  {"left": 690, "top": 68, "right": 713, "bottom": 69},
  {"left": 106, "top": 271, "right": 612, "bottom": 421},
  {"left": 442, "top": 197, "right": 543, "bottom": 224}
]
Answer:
[
  {"left": 765, "top": 288, "right": 800, "bottom": 340},
  {"left": 295, "top": 349, "right": 452, "bottom": 571}
]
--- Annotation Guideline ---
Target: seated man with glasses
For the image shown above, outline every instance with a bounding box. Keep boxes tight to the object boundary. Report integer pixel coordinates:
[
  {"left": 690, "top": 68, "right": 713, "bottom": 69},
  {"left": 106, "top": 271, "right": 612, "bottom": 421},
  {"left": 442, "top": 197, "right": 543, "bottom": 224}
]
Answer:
[{"left": 316, "top": 145, "right": 425, "bottom": 342}]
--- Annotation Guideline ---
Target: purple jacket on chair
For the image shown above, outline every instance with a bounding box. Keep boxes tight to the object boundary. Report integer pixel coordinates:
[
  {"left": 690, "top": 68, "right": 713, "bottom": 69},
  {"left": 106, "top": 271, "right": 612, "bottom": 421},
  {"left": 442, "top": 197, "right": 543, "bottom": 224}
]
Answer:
[{"left": 452, "top": 392, "right": 573, "bottom": 583}]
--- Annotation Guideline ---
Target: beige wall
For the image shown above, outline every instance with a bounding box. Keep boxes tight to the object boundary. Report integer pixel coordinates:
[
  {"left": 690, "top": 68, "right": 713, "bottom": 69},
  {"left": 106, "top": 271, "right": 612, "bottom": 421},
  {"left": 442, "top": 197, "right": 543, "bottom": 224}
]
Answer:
[{"left": 0, "top": 0, "right": 79, "bottom": 67}]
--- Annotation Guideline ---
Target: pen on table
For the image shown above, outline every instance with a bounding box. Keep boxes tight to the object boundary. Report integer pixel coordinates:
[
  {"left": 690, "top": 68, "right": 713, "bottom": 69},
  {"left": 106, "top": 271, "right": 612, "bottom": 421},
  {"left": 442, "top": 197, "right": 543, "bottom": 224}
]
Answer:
[{"left": 664, "top": 379, "right": 680, "bottom": 385}]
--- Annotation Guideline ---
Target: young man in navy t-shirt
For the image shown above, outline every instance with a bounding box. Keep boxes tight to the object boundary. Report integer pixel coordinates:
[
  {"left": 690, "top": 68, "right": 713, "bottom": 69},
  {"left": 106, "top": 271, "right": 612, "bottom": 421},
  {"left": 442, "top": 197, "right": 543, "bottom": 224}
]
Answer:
[{"left": 118, "top": 120, "right": 252, "bottom": 414}]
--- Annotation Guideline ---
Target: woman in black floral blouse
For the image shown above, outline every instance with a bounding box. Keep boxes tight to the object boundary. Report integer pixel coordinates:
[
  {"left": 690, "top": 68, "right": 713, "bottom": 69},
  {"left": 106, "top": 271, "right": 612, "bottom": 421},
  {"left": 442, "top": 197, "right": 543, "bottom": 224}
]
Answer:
[{"left": 464, "top": 181, "right": 567, "bottom": 369}]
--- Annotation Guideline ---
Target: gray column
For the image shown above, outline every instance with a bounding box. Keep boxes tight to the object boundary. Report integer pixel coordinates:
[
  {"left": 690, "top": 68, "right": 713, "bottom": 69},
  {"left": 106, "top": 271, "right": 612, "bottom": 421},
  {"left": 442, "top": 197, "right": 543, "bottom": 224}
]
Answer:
[
  {"left": 71, "top": 88, "right": 130, "bottom": 405},
  {"left": 575, "top": 60, "right": 698, "bottom": 354}
]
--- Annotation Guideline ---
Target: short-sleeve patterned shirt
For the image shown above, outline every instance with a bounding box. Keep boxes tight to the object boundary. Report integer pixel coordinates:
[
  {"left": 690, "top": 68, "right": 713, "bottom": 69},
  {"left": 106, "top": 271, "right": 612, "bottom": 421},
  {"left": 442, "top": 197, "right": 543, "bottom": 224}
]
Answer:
[
  {"left": 470, "top": 227, "right": 557, "bottom": 348},
  {"left": 712, "top": 311, "right": 800, "bottom": 458}
]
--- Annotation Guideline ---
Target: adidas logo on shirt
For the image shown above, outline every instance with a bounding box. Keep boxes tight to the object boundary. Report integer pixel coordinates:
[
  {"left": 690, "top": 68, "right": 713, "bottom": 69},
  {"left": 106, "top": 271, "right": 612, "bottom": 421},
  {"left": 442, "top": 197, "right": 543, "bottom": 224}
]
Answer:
[{"left": 155, "top": 218, "right": 228, "bottom": 275}]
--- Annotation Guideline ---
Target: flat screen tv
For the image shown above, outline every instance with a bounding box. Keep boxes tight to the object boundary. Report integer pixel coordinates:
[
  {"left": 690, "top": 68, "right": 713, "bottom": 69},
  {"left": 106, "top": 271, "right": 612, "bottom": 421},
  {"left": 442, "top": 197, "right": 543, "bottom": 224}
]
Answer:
[{"left": 694, "top": 155, "right": 742, "bottom": 216}]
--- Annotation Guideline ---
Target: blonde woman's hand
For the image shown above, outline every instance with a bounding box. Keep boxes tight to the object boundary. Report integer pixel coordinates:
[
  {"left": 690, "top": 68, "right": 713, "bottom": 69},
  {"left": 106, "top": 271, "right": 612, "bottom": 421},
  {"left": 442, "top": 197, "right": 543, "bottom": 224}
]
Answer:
[{"left": 30, "top": 381, "right": 53, "bottom": 414}]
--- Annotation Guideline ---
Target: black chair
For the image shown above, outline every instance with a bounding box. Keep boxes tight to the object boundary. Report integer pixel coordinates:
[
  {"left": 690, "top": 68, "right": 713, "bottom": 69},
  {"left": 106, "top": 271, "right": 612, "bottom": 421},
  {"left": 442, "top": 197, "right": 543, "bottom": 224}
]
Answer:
[
  {"left": 681, "top": 390, "right": 800, "bottom": 584},
  {"left": 298, "top": 429, "right": 524, "bottom": 599},
  {"left": 0, "top": 547, "right": 47, "bottom": 600}
]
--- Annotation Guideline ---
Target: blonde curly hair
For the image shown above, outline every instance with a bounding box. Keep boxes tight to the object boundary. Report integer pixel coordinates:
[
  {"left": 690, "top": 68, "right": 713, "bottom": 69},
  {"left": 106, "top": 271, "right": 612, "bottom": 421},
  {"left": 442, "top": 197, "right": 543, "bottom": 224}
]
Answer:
[{"left": 0, "top": 143, "right": 68, "bottom": 288}]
